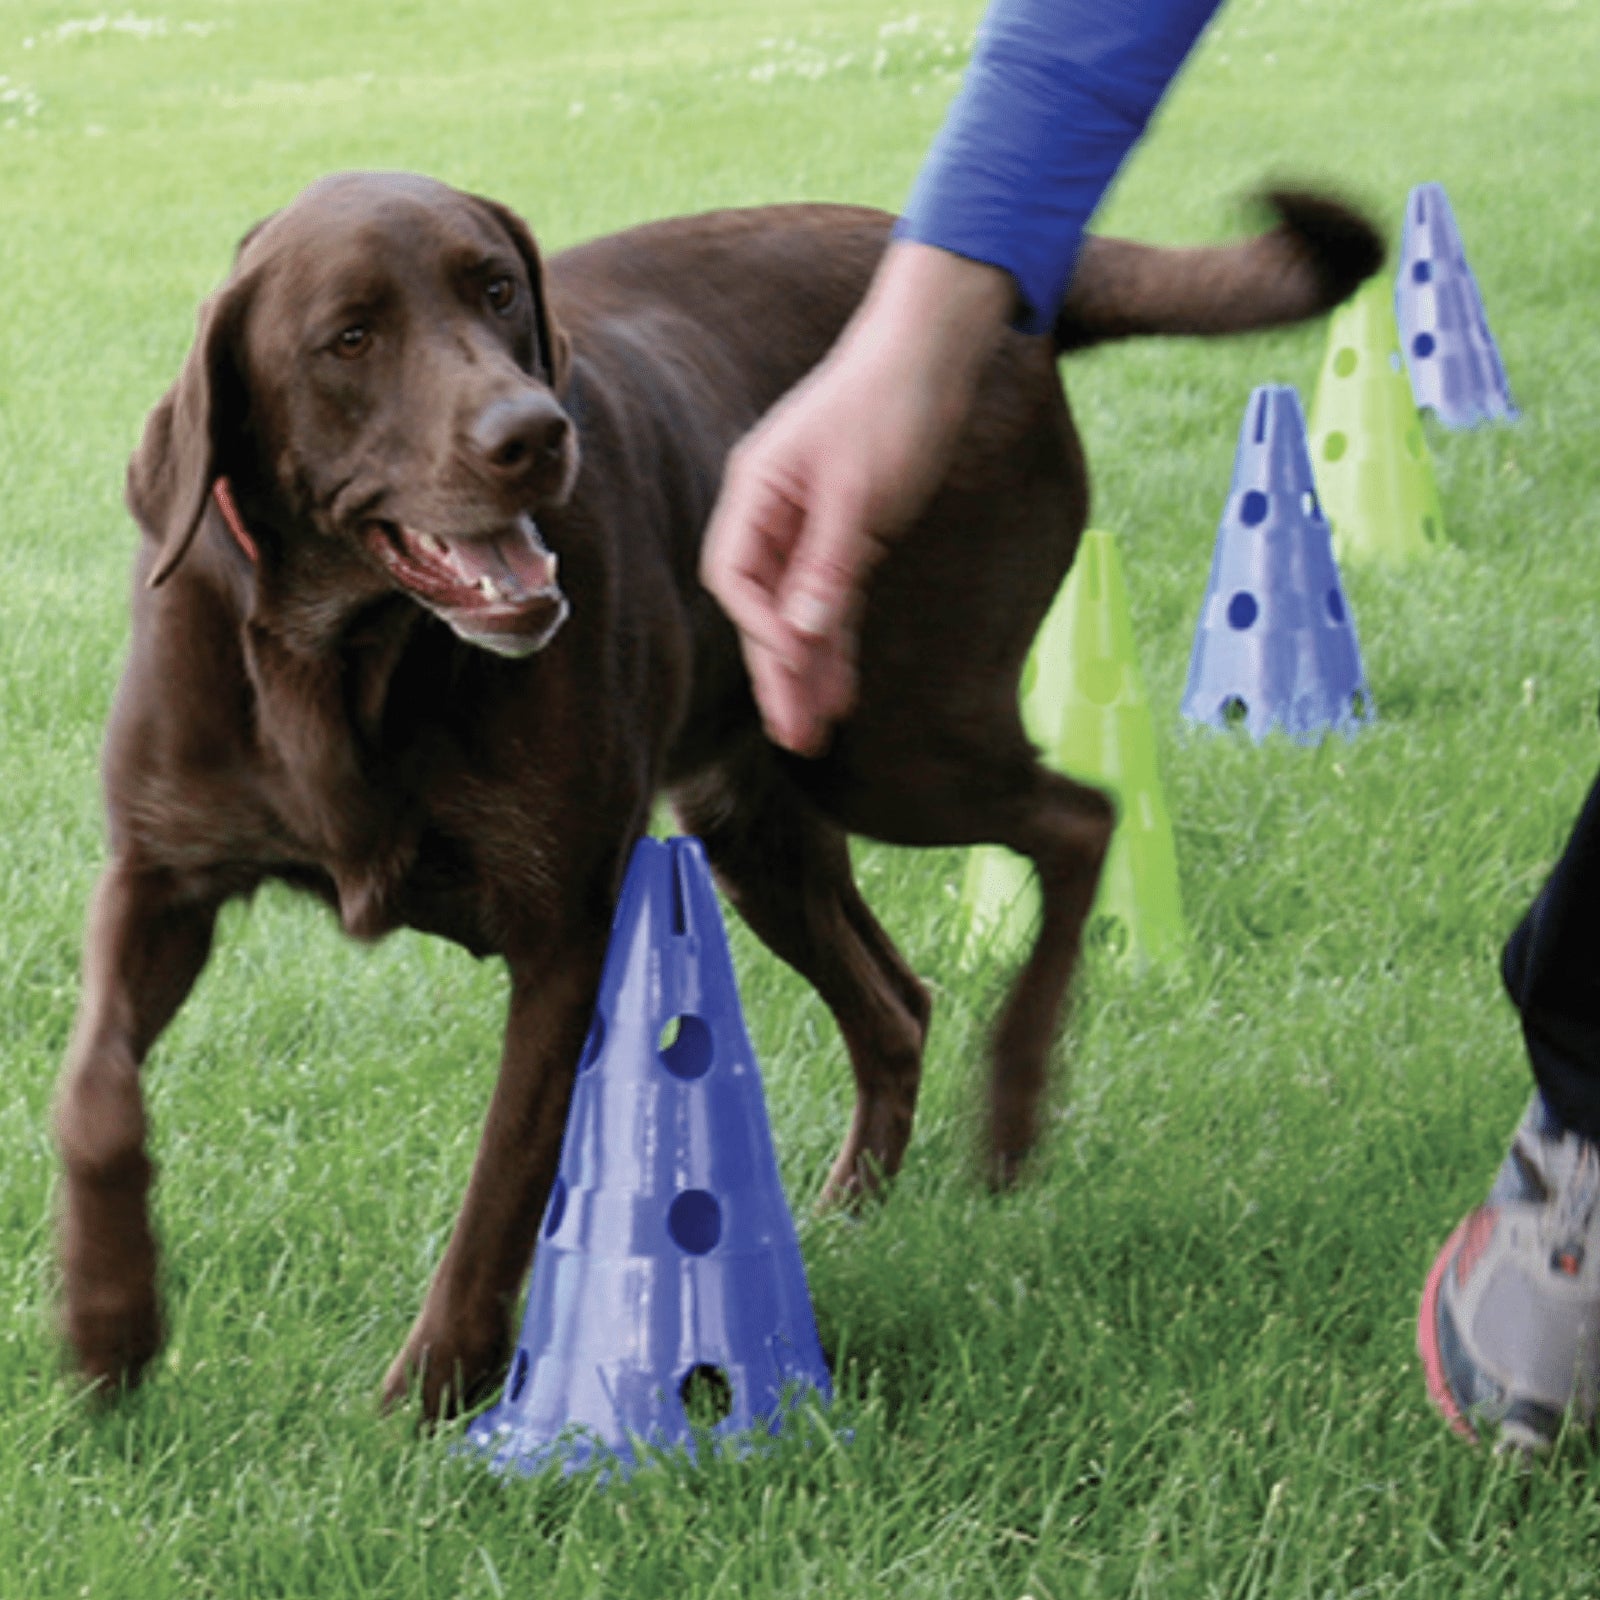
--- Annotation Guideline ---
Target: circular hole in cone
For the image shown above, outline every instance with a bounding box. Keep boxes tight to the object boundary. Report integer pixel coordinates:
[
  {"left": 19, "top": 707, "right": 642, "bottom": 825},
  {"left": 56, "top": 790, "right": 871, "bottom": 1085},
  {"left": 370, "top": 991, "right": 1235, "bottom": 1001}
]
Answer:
[
  {"left": 1412, "top": 261, "right": 1432, "bottom": 284},
  {"left": 1326, "top": 588, "right": 1346, "bottom": 625},
  {"left": 658, "top": 1013, "right": 713, "bottom": 1080},
  {"left": 1239, "top": 490, "right": 1269, "bottom": 528},
  {"left": 1226, "top": 592, "right": 1259, "bottom": 631},
  {"left": 1323, "top": 431, "right": 1347, "bottom": 463},
  {"left": 667, "top": 1189, "right": 723, "bottom": 1255},
  {"left": 1221, "top": 696, "right": 1249, "bottom": 729},
  {"left": 1412, "top": 332, "right": 1437, "bottom": 360},
  {"left": 680, "top": 1363, "right": 734, "bottom": 1428},
  {"left": 1332, "top": 346, "right": 1358, "bottom": 377}
]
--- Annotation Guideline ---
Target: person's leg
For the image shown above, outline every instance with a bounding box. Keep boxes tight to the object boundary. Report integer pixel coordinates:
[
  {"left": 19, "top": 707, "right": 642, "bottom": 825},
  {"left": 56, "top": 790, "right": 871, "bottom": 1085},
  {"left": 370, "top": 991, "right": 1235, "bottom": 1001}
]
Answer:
[
  {"left": 1503, "top": 765, "right": 1600, "bottom": 1139},
  {"left": 1419, "top": 762, "right": 1600, "bottom": 1453}
]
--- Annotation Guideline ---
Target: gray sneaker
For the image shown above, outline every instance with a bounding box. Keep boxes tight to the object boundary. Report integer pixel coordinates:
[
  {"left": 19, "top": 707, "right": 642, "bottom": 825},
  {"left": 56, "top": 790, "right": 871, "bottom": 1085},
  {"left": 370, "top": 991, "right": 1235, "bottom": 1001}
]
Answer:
[{"left": 1418, "top": 1095, "right": 1600, "bottom": 1452}]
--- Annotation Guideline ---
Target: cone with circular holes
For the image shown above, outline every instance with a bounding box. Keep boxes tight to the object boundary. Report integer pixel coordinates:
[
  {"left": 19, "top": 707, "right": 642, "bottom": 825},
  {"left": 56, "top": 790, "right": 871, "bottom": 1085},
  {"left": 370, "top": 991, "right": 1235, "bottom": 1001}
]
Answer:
[
  {"left": 1181, "top": 385, "right": 1373, "bottom": 743},
  {"left": 1396, "top": 182, "right": 1518, "bottom": 430},
  {"left": 465, "top": 835, "right": 832, "bottom": 1479},
  {"left": 963, "top": 528, "right": 1187, "bottom": 970},
  {"left": 1308, "top": 274, "right": 1444, "bottom": 565}
]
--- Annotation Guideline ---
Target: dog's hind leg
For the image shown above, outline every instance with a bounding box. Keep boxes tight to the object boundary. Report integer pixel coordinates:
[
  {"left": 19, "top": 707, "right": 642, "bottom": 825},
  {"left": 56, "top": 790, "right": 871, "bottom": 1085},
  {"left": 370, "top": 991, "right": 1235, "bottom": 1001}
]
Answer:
[
  {"left": 672, "top": 746, "right": 931, "bottom": 1206},
  {"left": 54, "top": 861, "right": 224, "bottom": 1393},
  {"left": 797, "top": 725, "right": 1115, "bottom": 1190},
  {"left": 976, "top": 768, "right": 1115, "bottom": 1186}
]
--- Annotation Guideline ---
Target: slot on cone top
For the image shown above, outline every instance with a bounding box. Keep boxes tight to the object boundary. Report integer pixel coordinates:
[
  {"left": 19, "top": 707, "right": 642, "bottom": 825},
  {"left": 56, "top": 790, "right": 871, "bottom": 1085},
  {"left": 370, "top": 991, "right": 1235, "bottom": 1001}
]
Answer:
[
  {"left": 963, "top": 527, "right": 1186, "bottom": 969},
  {"left": 465, "top": 836, "right": 832, "bottom": 1479},
  {"left": 1396, "top": 182, "right": 1518, "bottom": 429},
  {"left": 1309, "top": 275, "right": 1444, "bottom": 566},
  {"left": 1182, "top": 385, "right": 1372, "bottom": 744}
]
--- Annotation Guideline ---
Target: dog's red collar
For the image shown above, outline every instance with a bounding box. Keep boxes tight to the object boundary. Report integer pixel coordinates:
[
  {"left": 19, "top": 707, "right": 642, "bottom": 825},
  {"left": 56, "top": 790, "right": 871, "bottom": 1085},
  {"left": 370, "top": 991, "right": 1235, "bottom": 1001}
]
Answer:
[{"left": 212, "top": 477, "right": 259, "bottom": 565}]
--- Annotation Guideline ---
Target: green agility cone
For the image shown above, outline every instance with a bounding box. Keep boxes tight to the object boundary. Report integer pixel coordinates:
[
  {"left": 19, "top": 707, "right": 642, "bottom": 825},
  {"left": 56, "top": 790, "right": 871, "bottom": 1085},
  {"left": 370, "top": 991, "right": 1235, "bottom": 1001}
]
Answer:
[
  {"left": 1308, "top": 275, "right": 1444, "bottom": 566},
  {"left": 962, "top": 528, "right": 1186, "bottom": 969}
]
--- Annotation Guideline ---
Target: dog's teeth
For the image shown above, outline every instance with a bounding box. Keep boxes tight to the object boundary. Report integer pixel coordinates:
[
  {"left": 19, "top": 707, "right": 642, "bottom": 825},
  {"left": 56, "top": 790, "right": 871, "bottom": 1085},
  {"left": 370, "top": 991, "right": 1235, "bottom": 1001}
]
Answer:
[
  {"left": 424, "top": 534, "right": 450, "bottom": 557},
  {"left": 478, "top": 575, "right": 501, "bottom": 600}
]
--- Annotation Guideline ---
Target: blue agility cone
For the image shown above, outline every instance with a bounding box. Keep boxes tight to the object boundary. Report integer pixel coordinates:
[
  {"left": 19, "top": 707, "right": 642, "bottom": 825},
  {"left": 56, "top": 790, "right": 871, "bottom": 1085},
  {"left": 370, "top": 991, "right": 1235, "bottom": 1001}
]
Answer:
[
  {"left": 1181, "top": 385, "right": 1373, "bottom": 743},
  {"left": 1396, "top": 182, "right": 1518, "bottom": 429},
  {"left": 465, "top": 836, "right": 832, "bottom": 1479}
]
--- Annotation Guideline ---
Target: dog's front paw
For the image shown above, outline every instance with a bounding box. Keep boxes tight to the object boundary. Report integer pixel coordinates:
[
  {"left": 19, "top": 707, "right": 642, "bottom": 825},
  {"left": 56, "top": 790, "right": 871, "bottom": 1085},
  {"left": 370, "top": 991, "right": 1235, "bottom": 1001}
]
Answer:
[
  {"left": 65, "top": 1293, "right": 164, "bottom": 1397},
  {"left": 984, "top": 1104, "right": 1041, "bottom": 1192},
  {"left": 817, "top": 1149, "right": 894, "bottom": 1213},
  {"left": 60, "top": 1262, "right": 163, "bottom": 1396},
  {"left": 58, "top": 1192, "right": 164, "bottom": 1396},
  {"left": 381, "top": 1315, "right": 511, "bottom": 1422}
]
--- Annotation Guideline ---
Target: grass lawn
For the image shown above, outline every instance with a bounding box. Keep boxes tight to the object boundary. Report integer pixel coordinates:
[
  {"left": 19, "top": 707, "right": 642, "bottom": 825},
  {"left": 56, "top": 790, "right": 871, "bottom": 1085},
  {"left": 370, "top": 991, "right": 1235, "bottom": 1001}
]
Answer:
[{"left": 4, "top": 0, "right": 1600, "bottom": 1593}]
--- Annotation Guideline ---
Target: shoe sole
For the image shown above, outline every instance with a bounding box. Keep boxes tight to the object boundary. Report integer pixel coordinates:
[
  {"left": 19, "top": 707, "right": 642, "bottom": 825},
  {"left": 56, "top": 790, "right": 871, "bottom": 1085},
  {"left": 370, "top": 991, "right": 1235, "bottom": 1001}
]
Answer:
[{"left": 1417, "top": 1213, "right": 1478, "bottom": 1442}]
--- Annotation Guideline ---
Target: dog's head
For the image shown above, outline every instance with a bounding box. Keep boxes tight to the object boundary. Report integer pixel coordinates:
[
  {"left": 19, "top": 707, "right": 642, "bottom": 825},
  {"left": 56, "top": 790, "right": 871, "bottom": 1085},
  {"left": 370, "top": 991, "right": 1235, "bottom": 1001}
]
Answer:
[{"left": 129, "top": 171, "right": 578, "bottom": 658}]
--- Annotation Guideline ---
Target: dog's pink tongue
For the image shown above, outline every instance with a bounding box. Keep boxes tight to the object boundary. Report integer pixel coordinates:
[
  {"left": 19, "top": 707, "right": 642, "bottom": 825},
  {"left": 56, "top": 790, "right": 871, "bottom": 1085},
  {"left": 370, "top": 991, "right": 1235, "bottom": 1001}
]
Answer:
[{"left": 451, "top": 518, "right": 559, "bottom": 599}]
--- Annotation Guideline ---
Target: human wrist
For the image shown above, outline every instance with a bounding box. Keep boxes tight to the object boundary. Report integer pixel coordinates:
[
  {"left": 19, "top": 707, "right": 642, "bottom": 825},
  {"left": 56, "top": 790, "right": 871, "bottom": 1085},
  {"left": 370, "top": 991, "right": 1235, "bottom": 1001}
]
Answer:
[{"left": 834, "top": 241, "right": 1014, "bottom": 405}]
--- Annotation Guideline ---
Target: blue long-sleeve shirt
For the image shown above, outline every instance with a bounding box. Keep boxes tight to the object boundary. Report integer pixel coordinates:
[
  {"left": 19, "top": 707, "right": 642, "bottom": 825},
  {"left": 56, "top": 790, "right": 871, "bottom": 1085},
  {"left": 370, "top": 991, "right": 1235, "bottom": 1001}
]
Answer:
[{"left": 895, "top": 0, "right": 1224, "bottom": 333}]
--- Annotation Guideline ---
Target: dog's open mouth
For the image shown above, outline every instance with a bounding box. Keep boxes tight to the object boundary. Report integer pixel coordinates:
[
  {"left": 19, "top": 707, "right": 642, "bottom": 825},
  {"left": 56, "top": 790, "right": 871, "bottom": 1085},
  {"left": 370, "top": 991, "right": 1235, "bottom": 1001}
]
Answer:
[{"left": 366, "top": 511, "right": 570, "bottom": 658}]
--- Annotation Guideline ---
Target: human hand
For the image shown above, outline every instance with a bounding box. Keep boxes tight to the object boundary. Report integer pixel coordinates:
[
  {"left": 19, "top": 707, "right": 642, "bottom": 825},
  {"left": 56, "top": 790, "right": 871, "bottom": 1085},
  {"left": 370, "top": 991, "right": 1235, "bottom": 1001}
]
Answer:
[{"left": 701, "top": 241, "right": 1013, "bottom": 755}]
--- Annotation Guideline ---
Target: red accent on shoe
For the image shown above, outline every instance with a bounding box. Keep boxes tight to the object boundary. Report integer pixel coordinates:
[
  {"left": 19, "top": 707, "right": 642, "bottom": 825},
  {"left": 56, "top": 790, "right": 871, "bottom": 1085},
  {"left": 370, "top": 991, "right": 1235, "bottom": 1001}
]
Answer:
[
  {"left": 1453, "top": 1206, "right": 1499, "bottom": 1290},
  {"left": 1418, "top": 1214, "right": 1479, "bottom": 1442}
]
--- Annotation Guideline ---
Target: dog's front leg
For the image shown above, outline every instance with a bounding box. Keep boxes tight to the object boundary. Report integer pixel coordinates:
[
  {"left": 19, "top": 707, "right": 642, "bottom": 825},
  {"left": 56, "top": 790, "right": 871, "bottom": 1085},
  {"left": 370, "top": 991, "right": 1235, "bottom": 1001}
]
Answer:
[
  {"left": 383, "top": 934, "right": 608, "bottom": 1421},
  {"left": 54, "top": 860, "right": 222, "bottom": 1393}
]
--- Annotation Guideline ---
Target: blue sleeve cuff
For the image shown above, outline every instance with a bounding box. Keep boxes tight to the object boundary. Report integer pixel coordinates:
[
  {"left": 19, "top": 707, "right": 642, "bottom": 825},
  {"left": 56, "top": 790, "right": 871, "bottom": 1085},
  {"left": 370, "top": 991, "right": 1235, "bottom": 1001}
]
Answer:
[{"left": 896, "top": 0, "right": 1222, "bottom": 334}]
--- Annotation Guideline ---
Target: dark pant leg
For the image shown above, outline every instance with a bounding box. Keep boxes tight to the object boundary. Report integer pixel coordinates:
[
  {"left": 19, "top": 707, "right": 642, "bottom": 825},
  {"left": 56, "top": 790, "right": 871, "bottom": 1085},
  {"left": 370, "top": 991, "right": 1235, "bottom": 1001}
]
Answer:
[{"left": 1504, "top": 763, "right": 1600, "bottom": 1140}]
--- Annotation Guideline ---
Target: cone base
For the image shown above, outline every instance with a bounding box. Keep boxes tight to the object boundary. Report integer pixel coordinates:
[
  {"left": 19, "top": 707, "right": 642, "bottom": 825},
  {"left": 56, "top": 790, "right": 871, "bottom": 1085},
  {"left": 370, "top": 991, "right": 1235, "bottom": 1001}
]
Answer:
[{"left": 463, "top": 1376, "right": 828, "bottom": 1481}]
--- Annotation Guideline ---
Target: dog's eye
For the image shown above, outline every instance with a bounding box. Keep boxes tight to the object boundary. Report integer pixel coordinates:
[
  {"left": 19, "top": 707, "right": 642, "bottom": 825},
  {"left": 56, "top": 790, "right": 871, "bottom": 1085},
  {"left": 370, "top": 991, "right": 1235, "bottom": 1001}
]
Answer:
[
  {"left": 333, "top": 324, "right": 372, "bottom": 359},
  {"left": 485, "top": 275, "right": 518, "bottom": 315}
]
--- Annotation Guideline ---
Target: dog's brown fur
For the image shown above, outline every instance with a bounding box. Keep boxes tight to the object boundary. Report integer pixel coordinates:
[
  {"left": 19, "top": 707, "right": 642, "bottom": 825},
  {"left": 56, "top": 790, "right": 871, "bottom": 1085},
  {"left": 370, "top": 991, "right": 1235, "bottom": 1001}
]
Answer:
[{"left": 54, "top": 173, "right": 1381, "bottom": 1418}]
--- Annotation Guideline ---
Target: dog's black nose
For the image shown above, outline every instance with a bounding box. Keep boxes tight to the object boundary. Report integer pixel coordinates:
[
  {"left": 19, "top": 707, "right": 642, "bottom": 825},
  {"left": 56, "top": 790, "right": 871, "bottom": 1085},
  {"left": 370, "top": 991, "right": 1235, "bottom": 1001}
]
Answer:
[{"left": 472, "top": 392, "right": 571, "bottom": 479}]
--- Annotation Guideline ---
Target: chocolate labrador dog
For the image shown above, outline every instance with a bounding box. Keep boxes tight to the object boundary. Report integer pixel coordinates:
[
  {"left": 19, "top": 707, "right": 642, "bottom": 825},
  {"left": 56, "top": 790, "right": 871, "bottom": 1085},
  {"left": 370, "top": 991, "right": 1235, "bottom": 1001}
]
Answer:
[{"left": 55, "top": 172, "right": 1380, "bottom": 1417}]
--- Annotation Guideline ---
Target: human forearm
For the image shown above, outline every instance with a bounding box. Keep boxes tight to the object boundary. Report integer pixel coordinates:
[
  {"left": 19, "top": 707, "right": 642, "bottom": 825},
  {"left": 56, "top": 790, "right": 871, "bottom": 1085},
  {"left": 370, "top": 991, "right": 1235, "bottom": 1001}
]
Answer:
[{"left": 897, "top": 0, "right": 1225, "bottom": 331}]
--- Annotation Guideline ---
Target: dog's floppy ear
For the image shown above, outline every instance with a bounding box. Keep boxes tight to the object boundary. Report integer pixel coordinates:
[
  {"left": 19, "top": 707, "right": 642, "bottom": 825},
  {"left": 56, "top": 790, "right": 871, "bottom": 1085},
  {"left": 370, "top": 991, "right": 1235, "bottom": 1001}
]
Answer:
[
  {"left": 129, "top": 270, "right": 254, "bottom": 589},
  {"left": 475, "top": 195, "right": 572, "bottom": 392}
]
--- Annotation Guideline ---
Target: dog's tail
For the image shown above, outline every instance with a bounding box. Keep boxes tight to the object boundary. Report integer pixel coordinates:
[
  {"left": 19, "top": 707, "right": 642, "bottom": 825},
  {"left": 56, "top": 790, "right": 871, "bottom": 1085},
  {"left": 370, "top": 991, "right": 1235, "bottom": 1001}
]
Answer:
[{"left": 1052, "top": 190, "right": 1384, "bottom": 354}]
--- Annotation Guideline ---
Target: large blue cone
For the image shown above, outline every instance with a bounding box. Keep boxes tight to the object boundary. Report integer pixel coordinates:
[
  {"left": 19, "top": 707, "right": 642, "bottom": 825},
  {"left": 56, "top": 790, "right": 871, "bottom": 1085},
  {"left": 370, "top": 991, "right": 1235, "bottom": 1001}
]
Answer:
[
  {"left": 1396, "top": 182, "right": 1518, "bottom": 428},
  {"left": 1181, "top": 385, "right": 1373, "bottom": 744},
  {"left": 465, "top": 836, "right": 832, "bottom": 1478}
]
